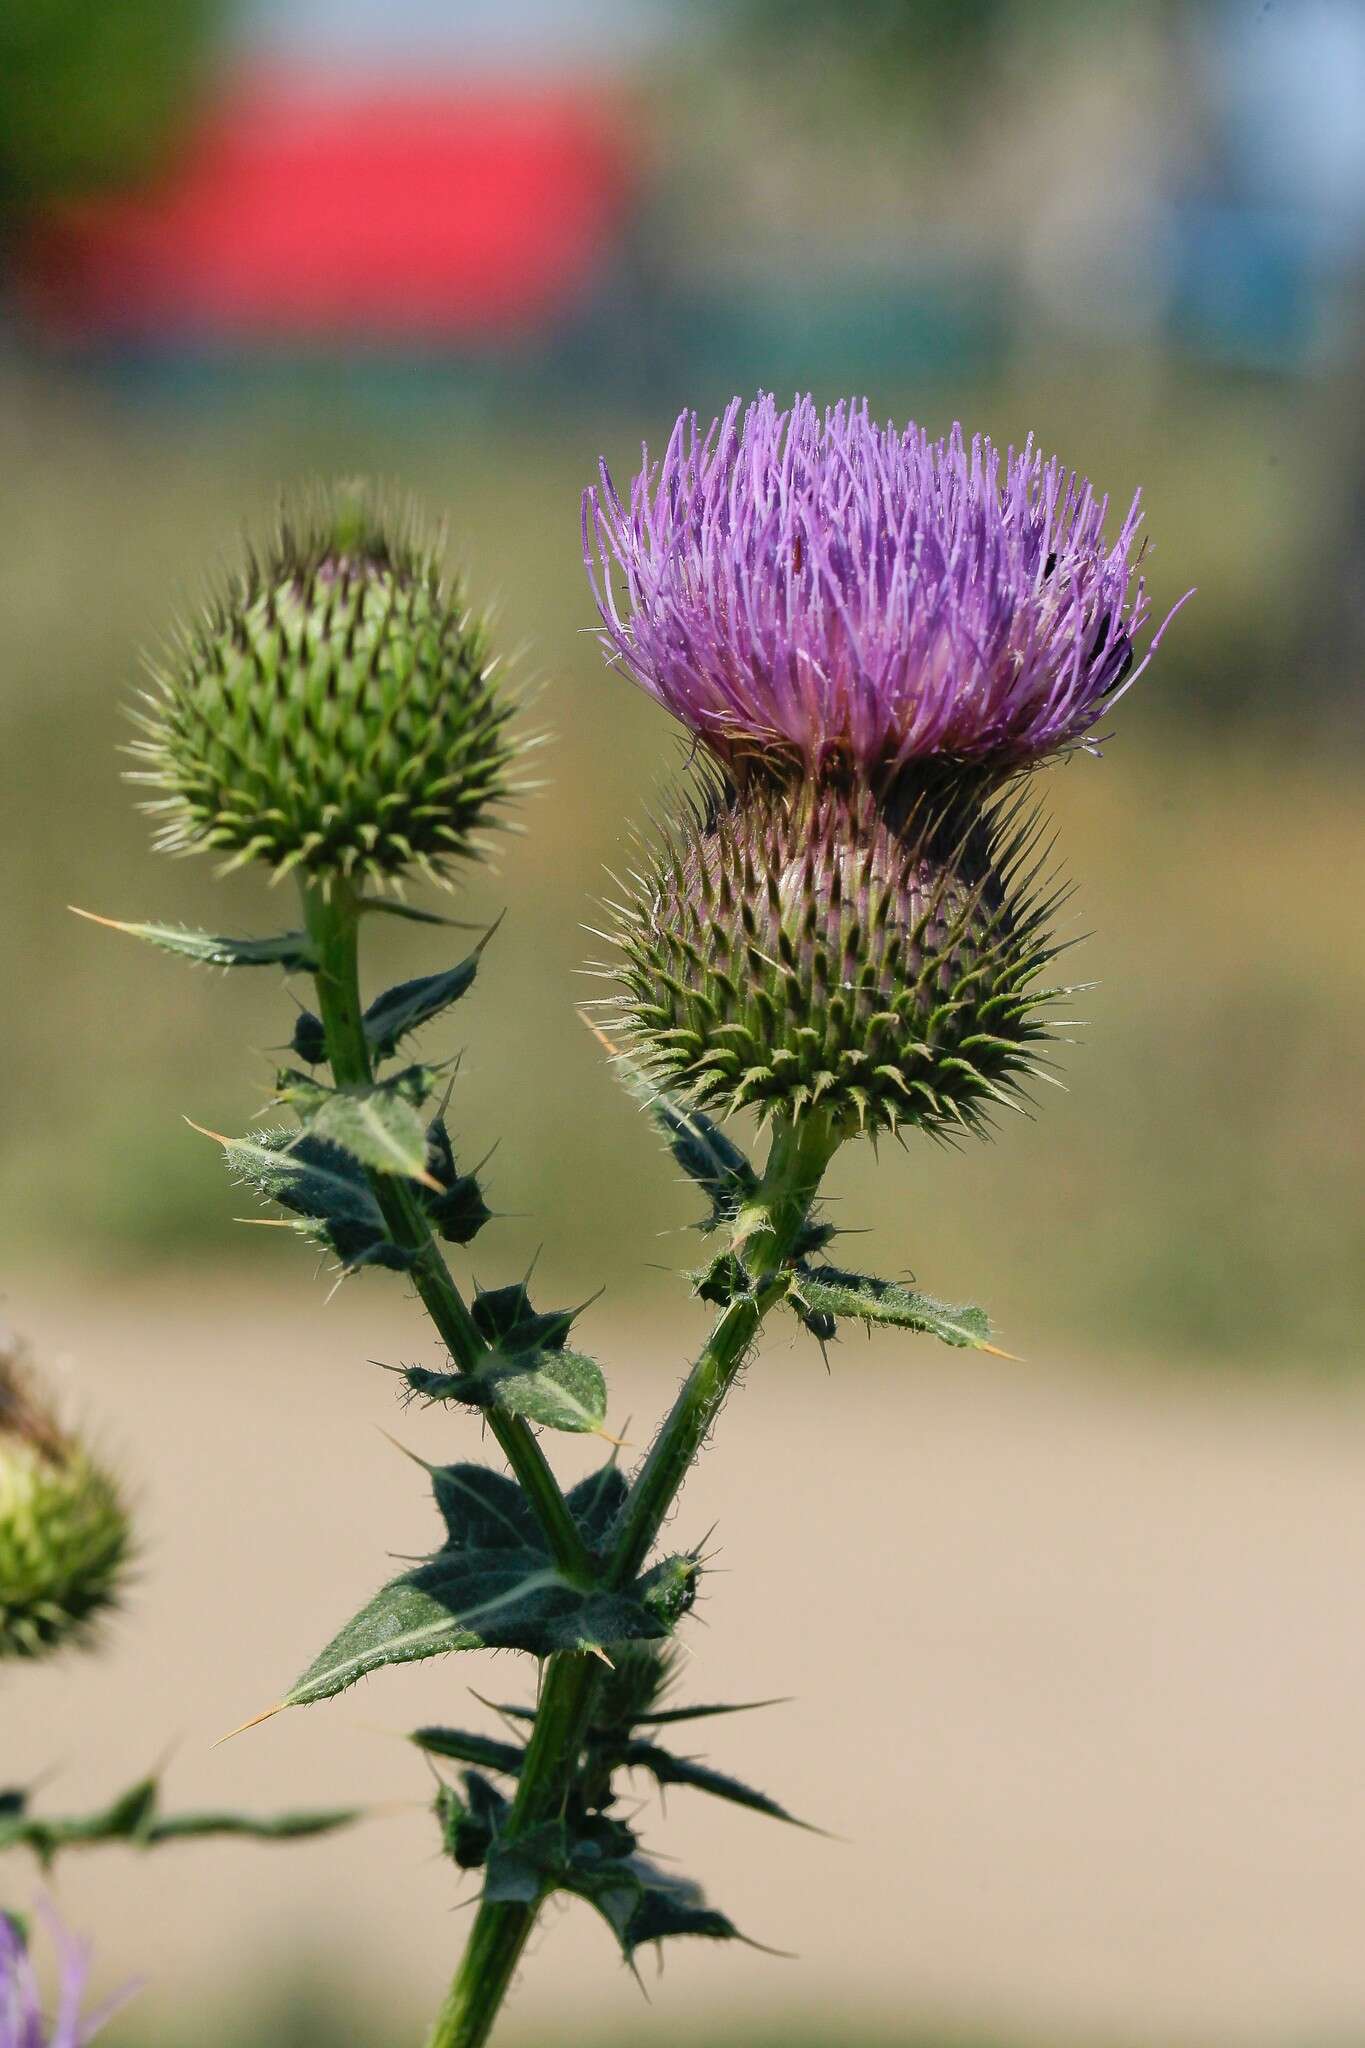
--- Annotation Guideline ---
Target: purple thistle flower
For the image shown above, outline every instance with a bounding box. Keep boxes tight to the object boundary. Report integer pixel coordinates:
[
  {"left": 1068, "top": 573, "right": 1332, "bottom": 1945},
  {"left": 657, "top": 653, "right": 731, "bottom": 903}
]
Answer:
[
  {"left": 583, "top": 393, "right": 1187, "bottom": 783},
  {"left": 1, "top": 1905, "right": 137, "bottom": 2048}
]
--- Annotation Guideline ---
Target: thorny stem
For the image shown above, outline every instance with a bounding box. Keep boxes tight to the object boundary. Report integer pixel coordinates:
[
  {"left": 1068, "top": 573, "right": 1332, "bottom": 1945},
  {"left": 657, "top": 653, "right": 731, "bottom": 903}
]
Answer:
[
  {"left": 425, "top": 1108, "right": 843, "bottom": 2048},
  {"left": 298, "top": 878, "right": 590, "bottom": 1580}
]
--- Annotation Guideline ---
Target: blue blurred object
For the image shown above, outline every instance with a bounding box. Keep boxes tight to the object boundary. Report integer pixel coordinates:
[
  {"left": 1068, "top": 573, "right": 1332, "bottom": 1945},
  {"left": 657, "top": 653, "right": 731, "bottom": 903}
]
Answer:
[{"left": 1169, "top": 0, "right": 1365, "bottom": 368}]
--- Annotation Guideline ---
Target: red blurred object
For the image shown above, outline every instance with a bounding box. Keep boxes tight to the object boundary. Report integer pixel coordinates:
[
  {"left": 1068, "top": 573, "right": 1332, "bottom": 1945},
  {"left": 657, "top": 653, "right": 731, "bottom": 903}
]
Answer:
[{"left": 19, "top": 75, "right": 639, "bottom": 344}]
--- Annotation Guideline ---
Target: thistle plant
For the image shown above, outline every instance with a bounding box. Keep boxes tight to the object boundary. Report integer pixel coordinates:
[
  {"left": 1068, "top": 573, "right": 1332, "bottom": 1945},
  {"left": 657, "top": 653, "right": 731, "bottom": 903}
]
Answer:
[{"left": 76, "top": 425, "right": 1181, "bottom": 2048}]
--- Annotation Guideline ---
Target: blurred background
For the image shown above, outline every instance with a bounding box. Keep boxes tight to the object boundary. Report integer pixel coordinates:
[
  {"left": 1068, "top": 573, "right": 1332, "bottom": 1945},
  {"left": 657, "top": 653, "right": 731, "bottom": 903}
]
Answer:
[{"left": 3, "top": 2, "right": 1364, "bottom": 2044}]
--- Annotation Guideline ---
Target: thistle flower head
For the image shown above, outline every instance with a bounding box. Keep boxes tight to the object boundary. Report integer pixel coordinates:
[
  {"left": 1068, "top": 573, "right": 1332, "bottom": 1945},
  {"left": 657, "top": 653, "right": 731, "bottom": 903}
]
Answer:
[
  {"left": 1, "top": 1903, "right": 135, "bottom": 2046},
  {"left": 0, "top": 1342, "right": 132, "bottom": 1663},
  {"left": 130, "top": 484, "right": 519, "bottom": 886},
  {"left": 585, "top": 393, "right": 1180, "bottom": 783},
  {"left": 601, "top": 773, "right": 1064, "bottom": 1140}
]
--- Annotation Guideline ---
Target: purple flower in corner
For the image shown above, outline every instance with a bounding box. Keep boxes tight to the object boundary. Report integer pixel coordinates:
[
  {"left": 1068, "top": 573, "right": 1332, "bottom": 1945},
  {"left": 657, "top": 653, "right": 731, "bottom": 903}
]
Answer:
[
  {"left": 1, "top": 1905, "right": 137, "bottom": 2048},
  {"left": 584, "top": 393, "right": 1187, "bottom": 783}
]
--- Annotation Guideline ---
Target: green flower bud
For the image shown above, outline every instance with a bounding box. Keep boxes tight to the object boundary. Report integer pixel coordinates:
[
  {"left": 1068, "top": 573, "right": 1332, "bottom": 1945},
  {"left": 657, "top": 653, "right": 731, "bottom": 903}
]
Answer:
[
  {"left": 604, "top": 774, "right": 1064, "bottom": 1140},
  {"left": 0, "top": 1342, "right": 132, "bottom": 1662},
  {"left": 129, "top": 485, "right": 518, "bottom": 885}
]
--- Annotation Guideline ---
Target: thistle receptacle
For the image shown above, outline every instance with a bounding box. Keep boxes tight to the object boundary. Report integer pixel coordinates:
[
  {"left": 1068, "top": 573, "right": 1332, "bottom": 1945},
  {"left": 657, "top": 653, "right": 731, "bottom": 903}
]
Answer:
[
  {"left": 129, "top": 484, "right": 520, "bottom": 886},
  {"left": 604, "top": 774, "right": 1063, "bottom": 1136}
]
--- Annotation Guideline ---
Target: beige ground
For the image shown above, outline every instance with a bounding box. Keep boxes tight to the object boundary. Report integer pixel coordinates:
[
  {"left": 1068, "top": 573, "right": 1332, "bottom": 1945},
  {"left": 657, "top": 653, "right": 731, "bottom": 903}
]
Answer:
[{"left": 8, "top": 1279, "right": 1365, "bottom": 2048}]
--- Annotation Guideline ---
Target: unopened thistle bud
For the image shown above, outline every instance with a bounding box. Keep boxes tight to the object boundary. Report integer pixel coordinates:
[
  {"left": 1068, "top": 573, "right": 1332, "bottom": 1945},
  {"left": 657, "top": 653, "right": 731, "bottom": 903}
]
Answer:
[
  {"left": 130, "top": 485, "right": 518, "bottom": 885},
  {"left": 603, "top": 776, "right": 1062, "bottom": 1139},
  {"left": 0, "top": 1342, "right": 132, "bottom": 1662}
]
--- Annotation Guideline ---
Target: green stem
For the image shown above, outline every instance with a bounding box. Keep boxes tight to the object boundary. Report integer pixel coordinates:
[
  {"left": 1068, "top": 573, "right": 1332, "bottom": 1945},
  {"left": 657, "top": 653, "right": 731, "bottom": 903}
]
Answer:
[
  {"left": 610, "top": 1110, "right": 842, "bottom": 1585},
  {"left": 298, "top": 878, "right": 588, "bottom": 1580},
  {"left": 424, "top": 1109, "right": 842, "bottom": 2048}
]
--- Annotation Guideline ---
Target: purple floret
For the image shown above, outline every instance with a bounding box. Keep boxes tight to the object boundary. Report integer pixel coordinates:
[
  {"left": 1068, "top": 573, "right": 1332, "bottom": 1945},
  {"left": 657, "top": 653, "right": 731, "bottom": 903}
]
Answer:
[
  {"left": 584, "top": 393, "right": 1185, "bottom": 781},
  {"left": 1, "top": 1906, "right": 135, "bottom": 2048}
]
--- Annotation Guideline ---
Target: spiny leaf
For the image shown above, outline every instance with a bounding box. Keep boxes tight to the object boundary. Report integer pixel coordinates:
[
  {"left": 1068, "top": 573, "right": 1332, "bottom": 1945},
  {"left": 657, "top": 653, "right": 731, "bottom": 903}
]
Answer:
[
  {"left": 411, "top": 1727, "right": 526, "bottom": 1776},
  {"left": 0, "top": 1776, "right": 357, "bottom": 1866},
  {"left": 404, "top": 1351, "right": 608, "bottom": 1436},
  {"left": 606, "top": 1739, "right": 811, "bottom": 1828},
  {"left": 282, "top": 1551, "right": 668, "bottom": 1707},
  {"left": 274, "top": 1461, "right": 686, "bottom": 1710},
  {"left": 428, "top": 1464, "right": 540, "bottom": 1550},
  {"left": 791, "top": 1266, "right": 995, "bottom": 1349},
  {"left": 362, "top": 927, "right": 495, "bottom": 1062},
  {"left": 489, "top": 1350, "right": 606, "bottom": 1433},
  {"left": 566, "top": 1464, "right": 628, "bottom": 1546},
  {"left": 597, "top": 1033, "right": 758, "bottom": 1231},
  {"left": 435, "top": 1772, "right": 508, "bottom": 1870},
  {"left": 566, "top": 1852, "right": 743, "bottom": 1959},
  {"left": 423, "top": 1116, "right": 491, "bottom": 1245},
  {"left": 289, "top": 1009, "right": 328, "bottom": 1066},
  {"left": 214, "top": 1124, "right": 408, "bottom": 1271},
  {"left": 136, "top": 1807, "right": 360, "bottom": 1844},
  {"left": 359, "top": 899, "right": 483, "bottom": 929},
  {"left": 633, "top": 1698, "right": 787, "bottom": 1728},
  {"left": 470, "top": 1282, "right": 579, "bottom": 1354},
  {"left": 70, "top": 909, "right": 316, "bottom": 971},
  {"left": 296, "top": 1069, "right": 440, "bottom": 1186},
  {"left": 401, "top": 1281, "right": 609, "bottom": 1435}
]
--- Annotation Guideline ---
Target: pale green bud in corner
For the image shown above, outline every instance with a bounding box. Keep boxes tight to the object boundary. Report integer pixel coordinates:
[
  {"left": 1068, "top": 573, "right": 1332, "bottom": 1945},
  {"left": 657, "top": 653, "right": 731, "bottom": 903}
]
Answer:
[{"left": 0, "top": 1339, "right": 132, "bottom": 1662}]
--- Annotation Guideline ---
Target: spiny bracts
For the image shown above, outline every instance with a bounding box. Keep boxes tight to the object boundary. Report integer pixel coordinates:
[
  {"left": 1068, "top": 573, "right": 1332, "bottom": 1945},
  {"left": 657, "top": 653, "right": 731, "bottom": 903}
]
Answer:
[
  {"left": 601, "top": 775, "right": 1067, "bottom": 1138},
  {"left": 129, "top": 484, "right": 519, "bottom": 885},
  {"left": 0, "top": 1342, "right": 131, "bottom": 1662}
]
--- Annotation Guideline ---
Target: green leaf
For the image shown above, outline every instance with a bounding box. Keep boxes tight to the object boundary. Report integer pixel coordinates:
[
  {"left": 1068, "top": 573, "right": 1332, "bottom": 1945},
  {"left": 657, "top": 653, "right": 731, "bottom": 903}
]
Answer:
[
  {"left": 359, "top": 898, "right": 481, "bottom": 929},
  {"left": 406, "top": 1353, "right": 607, "bottom": 1437},
  {"left": 428, "top": 1464, "right": 541, "bottom": 1550},
  {"left": 283, "top": 1550, "right": 667, "bottom": 1707},
  {"left": 566, "top": 1851, "right": 742, "bottom": 1959},
  {"left": 470, "top": 1282, "right": 579, "bottom": 1354},
  {"left": 603, "top": 1043, "right": 757, "bottom": 1231},
  {"left": 791, "top": 1266, "right": 995, "bottom": 1349},
  {"left": 288, "top": 1009, "right": 327, "bottom": 1066},
  {"left": 435, "top": 1773, "right": 508, "bottom": 1870},
  {"left": 218, "top": 1125, "right": 409, "bottom": 1272},
  {"left": 71, "top": 910, "right": 316, "bottom": 971},
  {"left": 566, "top": 1463, "right": 628, "bottom": 1546},
  {"left": 362, "top": 928, "right": 494, "bottom": 1062},
  {"left": 0, "top": 1776, "right": 356, "bottom": 1866},
  {"left": 403, "top": 1284, "right": 608, "bottom": 1435},
  {"left": 296, "top": 1069, "right": 439, "bottom": 1185},
  {"left": 411, "top": 1728, "right": 526, "bottom": 1777},
  {"left": 279, "top": 1461, "right": 675, "bottom": 1709},
  {"left": 422, "top": 1117, "right": 492, "bottom": 1245},
  {"left": 140, "top": 1808, "right": 360, "bottom": 1844},
  {"left": 606, "top": 1739, "right": 810, "bottom": 1828},
  {"left": 487, "top": 1350, "right": 607, "bottom": 1434}
]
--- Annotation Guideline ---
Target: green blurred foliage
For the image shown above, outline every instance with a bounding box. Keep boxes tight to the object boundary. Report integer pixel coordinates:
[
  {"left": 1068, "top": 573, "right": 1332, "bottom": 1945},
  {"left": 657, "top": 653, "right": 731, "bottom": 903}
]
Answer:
[
  {"left": 0, "top": 368, "right": 1360, "bottom": 1366},
  {"left": 0, "top": 0, "right": 219, "bottom": 217}
]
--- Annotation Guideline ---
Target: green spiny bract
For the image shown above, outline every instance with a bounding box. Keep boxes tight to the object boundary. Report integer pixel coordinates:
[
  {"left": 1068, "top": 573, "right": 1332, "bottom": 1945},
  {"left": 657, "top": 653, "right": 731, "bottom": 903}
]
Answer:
[
  {"left": 604, "top": 773, "right": 1067, "bottom": 1139},
  {"left": 0, "top": 1343, "right": 132, "bottom": 1662},
  {"left": 129, "top": 484, "right": 518, "bottom": 885}
]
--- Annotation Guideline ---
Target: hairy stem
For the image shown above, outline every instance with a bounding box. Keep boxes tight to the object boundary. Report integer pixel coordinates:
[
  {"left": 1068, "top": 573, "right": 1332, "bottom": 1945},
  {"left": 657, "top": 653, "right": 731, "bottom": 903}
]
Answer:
[
  {"left": 298, "top": 878, "right": 589, "bottom": 1579},
  {"left": 425, "top": 1109, "right": 842, "bottom": 2048}
]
